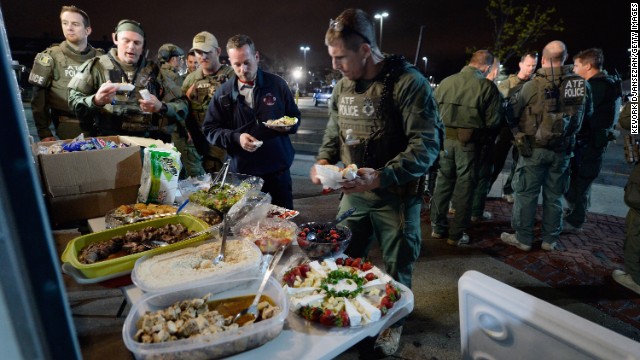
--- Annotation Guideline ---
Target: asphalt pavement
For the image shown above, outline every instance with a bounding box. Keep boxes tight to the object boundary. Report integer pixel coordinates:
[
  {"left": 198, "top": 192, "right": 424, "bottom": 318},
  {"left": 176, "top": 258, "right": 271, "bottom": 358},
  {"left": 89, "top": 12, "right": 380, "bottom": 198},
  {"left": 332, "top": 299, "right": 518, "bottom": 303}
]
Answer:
[{"left": 40, "top": 99, "right": 640, "bottom": 359}]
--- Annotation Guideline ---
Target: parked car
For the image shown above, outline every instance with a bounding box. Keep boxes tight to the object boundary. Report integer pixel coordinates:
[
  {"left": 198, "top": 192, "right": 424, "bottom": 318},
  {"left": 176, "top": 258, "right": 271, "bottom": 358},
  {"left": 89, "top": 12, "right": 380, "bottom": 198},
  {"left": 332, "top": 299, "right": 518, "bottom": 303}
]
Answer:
[{"left": 312, "top": 86, "right": 333, "bottom": 106}]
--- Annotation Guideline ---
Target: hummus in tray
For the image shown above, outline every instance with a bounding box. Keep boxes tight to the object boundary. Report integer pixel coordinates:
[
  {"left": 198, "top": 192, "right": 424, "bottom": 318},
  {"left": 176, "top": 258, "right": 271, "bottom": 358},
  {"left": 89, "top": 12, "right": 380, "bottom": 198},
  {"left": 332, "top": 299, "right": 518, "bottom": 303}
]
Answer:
[{"left": 133, "top": 239, "right": 262, "bottom": 292}]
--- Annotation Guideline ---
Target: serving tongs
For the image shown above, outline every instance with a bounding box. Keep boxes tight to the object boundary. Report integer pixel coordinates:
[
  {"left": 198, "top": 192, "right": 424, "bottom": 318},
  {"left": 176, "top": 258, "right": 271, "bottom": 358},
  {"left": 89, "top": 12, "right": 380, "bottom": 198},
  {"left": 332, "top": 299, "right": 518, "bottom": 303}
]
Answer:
[
  {"left": 176, "top": 160, "right": 231, "bottom": 214},
  {"left": 212, "top": 160, "right": 231, "bottom": 188}
]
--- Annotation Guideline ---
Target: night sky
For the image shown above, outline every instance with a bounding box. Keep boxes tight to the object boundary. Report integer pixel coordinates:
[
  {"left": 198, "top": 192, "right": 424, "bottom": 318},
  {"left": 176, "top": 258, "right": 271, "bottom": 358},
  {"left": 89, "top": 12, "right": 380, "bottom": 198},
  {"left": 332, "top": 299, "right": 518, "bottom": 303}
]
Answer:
[{"left": 0, "top": 0, "right": 632, "bottom": 81}]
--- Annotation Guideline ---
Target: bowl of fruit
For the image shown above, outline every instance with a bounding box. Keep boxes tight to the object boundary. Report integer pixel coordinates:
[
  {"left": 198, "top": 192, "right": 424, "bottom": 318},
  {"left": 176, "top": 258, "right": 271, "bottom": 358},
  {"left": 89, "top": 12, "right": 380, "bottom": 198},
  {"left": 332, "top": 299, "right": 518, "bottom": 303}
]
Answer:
[{"left": 296, "top": 222, "right": 352, "bottom": 260}]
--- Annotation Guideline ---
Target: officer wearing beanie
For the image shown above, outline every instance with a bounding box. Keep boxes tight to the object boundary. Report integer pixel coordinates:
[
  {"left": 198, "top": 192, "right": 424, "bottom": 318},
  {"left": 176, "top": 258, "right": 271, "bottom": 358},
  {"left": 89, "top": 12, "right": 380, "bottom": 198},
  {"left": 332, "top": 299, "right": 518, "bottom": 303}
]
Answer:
[
  {"left": 68, "top": 19, "right": 186, "bottom": 139},
  {"left": 29, "top": 5, "right": 104, "bottom": 141},
  {"left": 178, "top": 32, "right": 234, "bottom": 176}
]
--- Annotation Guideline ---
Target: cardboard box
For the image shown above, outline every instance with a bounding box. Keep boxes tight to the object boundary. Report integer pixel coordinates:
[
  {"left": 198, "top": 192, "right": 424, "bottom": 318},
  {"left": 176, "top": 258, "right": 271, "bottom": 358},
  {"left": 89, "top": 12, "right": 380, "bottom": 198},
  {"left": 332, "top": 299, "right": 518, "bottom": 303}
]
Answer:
[{"left": 33, "top": 136, "right": 142, "bottom": 226}]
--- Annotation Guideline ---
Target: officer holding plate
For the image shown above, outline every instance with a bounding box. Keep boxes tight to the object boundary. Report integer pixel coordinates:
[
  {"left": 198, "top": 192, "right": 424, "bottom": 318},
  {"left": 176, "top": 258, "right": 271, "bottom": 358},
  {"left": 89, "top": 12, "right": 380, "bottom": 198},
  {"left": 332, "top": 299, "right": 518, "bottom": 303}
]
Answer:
[{"left": 68, "top": 19, "right": 186, "bottom": 138}]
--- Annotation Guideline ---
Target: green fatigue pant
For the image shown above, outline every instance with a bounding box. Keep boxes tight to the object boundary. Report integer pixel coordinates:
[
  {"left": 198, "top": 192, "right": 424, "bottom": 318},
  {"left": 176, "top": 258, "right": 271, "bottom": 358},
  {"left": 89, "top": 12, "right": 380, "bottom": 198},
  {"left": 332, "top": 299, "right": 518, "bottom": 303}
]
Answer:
[
  {"left": 564, "top": 144, "right": 607, "bottom": 228},
  {"left": 511, "top": 147, "right": 571, "bottom": 246},
  {"left": 340, "top": 190, "right": 422, "bottom": 290},
  {"left": 430, "top": 138, "right": 478, "bottom": 240},
  {"left": 172, "top": 131, "right": 205, "bottom": 178},
  {"left": 471, "top": 140, "right": 494, "bottom": 217},
  {"left": 625, "top": 209, "right": 640, "bottom": 284}
]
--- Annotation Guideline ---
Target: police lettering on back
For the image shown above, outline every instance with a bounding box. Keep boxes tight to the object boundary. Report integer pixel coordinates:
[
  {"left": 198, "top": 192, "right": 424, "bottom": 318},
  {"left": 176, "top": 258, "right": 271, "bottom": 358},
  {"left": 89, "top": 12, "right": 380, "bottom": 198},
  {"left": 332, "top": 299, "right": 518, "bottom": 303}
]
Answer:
[{"left": 563, "top": 78, "right": 586, "bottom": 100}]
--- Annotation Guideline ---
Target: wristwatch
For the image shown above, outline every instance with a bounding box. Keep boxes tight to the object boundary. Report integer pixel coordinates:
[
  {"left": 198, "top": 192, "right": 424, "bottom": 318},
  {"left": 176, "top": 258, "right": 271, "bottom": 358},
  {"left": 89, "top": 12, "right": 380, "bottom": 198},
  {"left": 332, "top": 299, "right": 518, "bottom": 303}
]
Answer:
[{"left": 159, "top": 102, "right": 168, "bottom": 115}]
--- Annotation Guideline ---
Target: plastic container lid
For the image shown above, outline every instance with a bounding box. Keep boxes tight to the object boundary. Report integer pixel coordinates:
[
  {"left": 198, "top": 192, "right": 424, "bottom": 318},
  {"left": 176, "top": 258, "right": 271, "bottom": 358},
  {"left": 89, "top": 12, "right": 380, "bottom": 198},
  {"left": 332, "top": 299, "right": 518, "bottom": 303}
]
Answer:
[
  {"left": 123, "top": 276, "right": 288, "bottom": 359},
  {"left": 131, "top": 238, "right": 263, "bottom": 294}
]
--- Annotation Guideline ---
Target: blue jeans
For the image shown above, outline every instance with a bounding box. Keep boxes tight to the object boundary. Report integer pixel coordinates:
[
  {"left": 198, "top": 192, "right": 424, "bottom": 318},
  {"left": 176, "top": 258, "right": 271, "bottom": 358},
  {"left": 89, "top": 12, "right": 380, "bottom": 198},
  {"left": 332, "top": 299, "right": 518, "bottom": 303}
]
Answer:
[{"left": 511, "top": 148, "right": 571, "bottom": 245}]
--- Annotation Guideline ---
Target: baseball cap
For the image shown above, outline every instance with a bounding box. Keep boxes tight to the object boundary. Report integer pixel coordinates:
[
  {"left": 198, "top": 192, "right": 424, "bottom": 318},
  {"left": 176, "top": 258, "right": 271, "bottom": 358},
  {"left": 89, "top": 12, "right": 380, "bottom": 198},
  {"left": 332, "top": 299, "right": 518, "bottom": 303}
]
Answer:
[{"left": 191, "top": 31, "right": 218, "bottom": 53}]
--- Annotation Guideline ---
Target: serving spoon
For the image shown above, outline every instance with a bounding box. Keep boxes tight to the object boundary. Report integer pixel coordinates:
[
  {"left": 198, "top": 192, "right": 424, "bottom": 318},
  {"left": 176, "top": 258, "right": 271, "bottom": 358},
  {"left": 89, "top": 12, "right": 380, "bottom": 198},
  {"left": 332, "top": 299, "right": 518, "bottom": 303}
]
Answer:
[
  {"left": 232, "top": 244, "right": 286, "bottom": 325},
  {"left": 306, "top": 207, "right": 356, "bottom": 242}
]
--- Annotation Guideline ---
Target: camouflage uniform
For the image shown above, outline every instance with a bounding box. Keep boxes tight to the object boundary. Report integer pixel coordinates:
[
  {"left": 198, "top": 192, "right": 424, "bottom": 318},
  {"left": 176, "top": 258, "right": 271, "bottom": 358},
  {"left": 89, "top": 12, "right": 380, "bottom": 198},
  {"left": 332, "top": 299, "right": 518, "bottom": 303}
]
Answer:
[
  {"left": 28, "top": 41, "right": 103, "bottom": 140},
  {"left": 564, "top": 70, "right": 622, "bottom": 228},
  {"left": 430, "top": 66, "right": 503, "bottom": 242},
  {"left": 178, "top": 65, "right": 234, "bottom": 176},
  {"left": 510, "top": 66, "right": 592, "bottom": 247},
  {"left": 68, "top": 48, "right": 187, "bottom": 138},
  {"left": 317, "top": 56, "right": 442, "bottom": 289}
]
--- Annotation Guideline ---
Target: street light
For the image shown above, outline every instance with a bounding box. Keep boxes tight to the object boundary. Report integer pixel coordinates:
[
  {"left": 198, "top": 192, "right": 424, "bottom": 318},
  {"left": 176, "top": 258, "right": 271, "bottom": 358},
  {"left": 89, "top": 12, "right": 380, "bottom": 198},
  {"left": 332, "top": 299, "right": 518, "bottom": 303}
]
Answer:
[
  {"left": 374, "top": 12, "right": 389, "bottom": 48},
  {"left": 422, "top": 56, "right": 428, "bottom": 73},
  {"left": 299, "top": 46, "right": 310, "bottom": 69}
]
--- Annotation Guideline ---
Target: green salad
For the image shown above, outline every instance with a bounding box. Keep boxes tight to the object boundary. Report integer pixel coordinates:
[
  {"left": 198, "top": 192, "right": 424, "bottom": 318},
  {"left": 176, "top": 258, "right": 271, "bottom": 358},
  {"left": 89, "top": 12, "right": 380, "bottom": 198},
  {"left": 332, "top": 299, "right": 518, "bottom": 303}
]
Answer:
[{"left": 188, "top": 182, "right": 250, "bottom": 213}]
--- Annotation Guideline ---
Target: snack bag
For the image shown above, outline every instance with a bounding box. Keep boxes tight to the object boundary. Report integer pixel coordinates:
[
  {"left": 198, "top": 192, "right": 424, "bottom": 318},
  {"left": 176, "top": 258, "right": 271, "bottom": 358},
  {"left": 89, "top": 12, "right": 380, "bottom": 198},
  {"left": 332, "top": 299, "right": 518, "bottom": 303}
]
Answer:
[{"left": 138, "top": 145, "right": 182, "bottom": 205}]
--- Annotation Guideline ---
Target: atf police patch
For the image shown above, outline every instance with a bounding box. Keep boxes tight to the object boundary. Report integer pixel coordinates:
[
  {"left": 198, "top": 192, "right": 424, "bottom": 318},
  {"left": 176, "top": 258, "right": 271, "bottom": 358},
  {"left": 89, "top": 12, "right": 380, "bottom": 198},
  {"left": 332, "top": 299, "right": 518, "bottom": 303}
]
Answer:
[{"left": 561, "top": 78, "right": 586, "bottom": 105}]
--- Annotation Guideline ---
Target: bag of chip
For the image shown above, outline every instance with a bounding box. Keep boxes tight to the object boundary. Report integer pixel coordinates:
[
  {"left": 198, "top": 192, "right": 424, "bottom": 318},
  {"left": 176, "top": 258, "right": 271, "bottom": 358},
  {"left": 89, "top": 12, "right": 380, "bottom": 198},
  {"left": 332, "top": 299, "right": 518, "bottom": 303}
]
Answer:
[{"left": 138, "top": 145, "right": 182, "bottom": 205}]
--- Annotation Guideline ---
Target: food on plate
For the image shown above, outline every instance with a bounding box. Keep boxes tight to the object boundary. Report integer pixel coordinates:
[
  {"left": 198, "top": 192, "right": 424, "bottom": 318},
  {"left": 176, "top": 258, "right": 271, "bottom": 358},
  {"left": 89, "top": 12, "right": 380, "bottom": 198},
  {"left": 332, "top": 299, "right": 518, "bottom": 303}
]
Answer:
[
  {"left": 188, "top": 182, "right": 251, "bottom": 214},
  {"left": 266, "top": 205, "right": 299, "bottom": 220},
  {"left": 133, "top": 293, "right": 281, "bottom": 343},
  {"left": 297, "top": 222, "right": 351, "bottom": 260},
  {"left": 78, "top": 223, "right": 195, "bottom": 264},
  {"left": 133, "top": 239, "right": 262, "bottom": 291},
  {"left": 324, "top": 163, "right": 358, "bottom": 179},
  {"left": 114, "top": 82, "right": 135, "bottom": 91},
  {"left": 281, "top": 257, "right": 402, "bottom": 327},
  {"left": 107, "top": 203, "right": 177, "bottom": 228},
  {"left": 237, "top": 218, "right": 298, "bottom": 254},
  {"left": 264, "top": 116, "right": 298, "bottom": 127}
]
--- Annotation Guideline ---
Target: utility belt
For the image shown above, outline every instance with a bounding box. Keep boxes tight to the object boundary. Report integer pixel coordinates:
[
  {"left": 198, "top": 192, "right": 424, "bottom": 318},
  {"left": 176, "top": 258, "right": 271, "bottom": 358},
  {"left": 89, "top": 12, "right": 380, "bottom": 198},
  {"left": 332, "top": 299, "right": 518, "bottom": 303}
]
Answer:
[
  {"left": 445, "top": 127, "right": 491, "bottom": 144},
  {"left": 384, "top": 175, "right": 426, "bottom": 198},
  {"left": 57, "top": 115, "right": 80, "bottom": 124},
  {"left": 445, "top": 127, "right": 473, "bottom": 143}
]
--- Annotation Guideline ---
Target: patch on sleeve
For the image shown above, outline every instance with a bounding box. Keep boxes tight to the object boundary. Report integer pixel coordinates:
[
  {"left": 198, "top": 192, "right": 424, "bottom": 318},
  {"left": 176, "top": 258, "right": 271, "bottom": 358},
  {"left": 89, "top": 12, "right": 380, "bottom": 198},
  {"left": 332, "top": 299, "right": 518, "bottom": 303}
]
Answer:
[{"left": 35, "top": 53, "right": 53, "bottom": 67}]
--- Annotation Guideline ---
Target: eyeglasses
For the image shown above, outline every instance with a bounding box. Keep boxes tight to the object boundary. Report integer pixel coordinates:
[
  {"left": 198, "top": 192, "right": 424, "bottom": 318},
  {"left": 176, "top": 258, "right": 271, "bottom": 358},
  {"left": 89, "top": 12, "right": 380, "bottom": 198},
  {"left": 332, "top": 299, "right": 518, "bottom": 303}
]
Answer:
[{"left": 329, "top": 19, "right": 371, "bottom": 45}]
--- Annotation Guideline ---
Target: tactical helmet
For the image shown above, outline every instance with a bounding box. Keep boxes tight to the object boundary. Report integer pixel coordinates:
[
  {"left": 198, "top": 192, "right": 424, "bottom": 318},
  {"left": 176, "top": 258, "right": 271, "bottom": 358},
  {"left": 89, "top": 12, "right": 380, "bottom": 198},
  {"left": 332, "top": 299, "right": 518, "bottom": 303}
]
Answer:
[{"left": 157, "top": 44, "right": 185, "bottom": 63}]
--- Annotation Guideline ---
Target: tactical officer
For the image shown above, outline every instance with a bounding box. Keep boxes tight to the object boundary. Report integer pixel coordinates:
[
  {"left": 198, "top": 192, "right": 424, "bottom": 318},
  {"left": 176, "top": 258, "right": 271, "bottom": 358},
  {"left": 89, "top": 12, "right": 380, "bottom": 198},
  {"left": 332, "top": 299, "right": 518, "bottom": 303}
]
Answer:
[
  {"left": 491, "top": 52, "right": 539, "bottom": 203},
  {"left": 68, "top": 20, "right": 187, "bottom": 138},
  {"left": 157, "top": 43, "right": 186, "bottom": 86},
  {"left": 28, "top": 5, "right": 103, "bottom": 141},
  {"left": 430, "top": 50, "right": 504, "bottom": 246},
  {"left": 310, "top": 9, "right": 442, "bottom": 356},
  {"left": 471, "top": 57, "right": 502, "bottom": 222},
  {"left": 563, "top": 48, "right": 622, "bottom": 233},
  {"left": 179, "top": 32, "right": 235, "bottom": 177},
  {"left": 612, "top": 101, "right": 640, "bottom": 295},
  {"left": 154, "top": 43, "right": 186, "bottom": 143},
  {"left": 501, "top": 40, "right": 593, "bottom": 251}
]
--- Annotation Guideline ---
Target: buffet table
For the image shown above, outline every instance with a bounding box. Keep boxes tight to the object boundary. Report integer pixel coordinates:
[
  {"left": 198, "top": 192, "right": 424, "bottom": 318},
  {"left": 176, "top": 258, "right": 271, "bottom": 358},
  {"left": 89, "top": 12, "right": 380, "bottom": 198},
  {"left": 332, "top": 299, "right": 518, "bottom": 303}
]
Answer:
[{"left": 84, "top": 216, "right": 415, "bottom": 359}]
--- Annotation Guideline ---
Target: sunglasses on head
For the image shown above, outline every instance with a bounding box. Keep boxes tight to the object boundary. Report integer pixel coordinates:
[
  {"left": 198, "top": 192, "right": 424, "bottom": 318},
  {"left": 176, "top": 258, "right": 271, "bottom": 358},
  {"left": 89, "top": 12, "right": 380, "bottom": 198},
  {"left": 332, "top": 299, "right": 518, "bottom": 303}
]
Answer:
[{"left": 329, "top": 19, "right": 371, "bottom": 45}]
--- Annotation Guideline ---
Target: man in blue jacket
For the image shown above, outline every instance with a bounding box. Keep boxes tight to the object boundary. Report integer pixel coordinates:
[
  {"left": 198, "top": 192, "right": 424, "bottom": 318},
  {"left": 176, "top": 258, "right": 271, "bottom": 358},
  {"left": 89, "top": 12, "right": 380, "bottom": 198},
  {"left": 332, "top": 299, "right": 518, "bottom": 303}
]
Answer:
[{"left": 202, "top": 34, "right": 301, "bottom": 209}]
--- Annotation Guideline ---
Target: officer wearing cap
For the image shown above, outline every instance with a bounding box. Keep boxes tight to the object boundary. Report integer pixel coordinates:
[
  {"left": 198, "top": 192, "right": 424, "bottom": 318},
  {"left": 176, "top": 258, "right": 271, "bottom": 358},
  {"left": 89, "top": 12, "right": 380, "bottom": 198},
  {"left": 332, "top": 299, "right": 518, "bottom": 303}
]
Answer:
[
  {"left": 157, "top": 43, "right": 186, "bottom": 86},
  {"left": 28, "top": 5, "right": 104, "bottom": 141},
  {"left": 68, "top": 19, "right": 187, "bottom": 138},
  {"left": 178, "top": 31, "right": 235, "bottom": 177}
]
